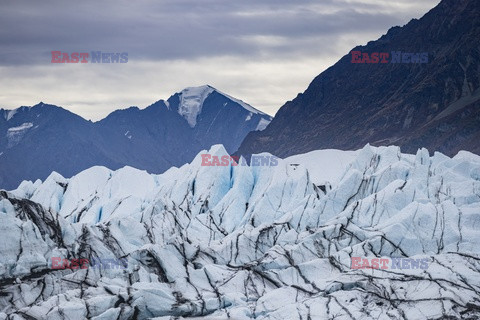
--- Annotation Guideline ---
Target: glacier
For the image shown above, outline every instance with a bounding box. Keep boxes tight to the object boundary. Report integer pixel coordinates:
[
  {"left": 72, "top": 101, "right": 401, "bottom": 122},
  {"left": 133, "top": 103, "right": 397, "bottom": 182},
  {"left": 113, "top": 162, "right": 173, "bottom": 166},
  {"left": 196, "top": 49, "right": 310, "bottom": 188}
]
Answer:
[{"left": 1, "top": 144, "right": 480, "bottom": 319}]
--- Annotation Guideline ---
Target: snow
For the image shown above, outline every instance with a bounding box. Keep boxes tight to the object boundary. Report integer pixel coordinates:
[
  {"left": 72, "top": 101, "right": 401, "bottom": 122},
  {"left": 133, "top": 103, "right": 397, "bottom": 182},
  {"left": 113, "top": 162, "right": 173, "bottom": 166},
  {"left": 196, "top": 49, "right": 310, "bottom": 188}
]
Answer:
[
  {"left": 285, "top": 149, "right": 359, "bottom": 185},
  {"left": 6, "top": 122, "right": 34, "bottom": 147},
  {"left": 255, "top": 117, "right": 271, "bottom": 131},
  {"left": 2, "top": 106, "right": 31, "bottom": 121},
  {"left": 5, "top": 109, "right": 18, "bottom": 121},
  {"left": 7, "top": 122, "right": 33, "bottom": 133},
  {"left": 178, "top": 85, "right": 215, "bottom": 127},
  {"left": 2, "top": 144, "right": 480, "bottom": 319},
  {"left": 177, "top": 85, "right": 270, "bottom": 127}
]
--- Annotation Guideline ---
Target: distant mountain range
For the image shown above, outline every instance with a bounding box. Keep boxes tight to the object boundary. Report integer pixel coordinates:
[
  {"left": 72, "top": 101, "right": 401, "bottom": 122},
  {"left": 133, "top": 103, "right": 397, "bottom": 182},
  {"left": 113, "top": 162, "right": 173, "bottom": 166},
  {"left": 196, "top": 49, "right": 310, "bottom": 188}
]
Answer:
[
  {"left": 237, "top": 0, "right": 480, "bottom": 158},
  {"left": 0, "top": 85, "right": 271, "bottom": 189}
]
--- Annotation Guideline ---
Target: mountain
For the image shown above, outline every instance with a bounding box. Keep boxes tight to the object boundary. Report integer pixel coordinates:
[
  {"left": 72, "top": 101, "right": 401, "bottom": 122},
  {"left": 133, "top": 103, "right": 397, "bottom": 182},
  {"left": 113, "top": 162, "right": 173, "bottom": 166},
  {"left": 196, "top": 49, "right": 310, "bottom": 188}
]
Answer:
[
  {"left": 1, "top": 144, "right": 480, "bottom": 318},
  {"left": 0, "top": 103, "right": 120, "bottom": 191},
  {"left": 0, "top": 85, "right": 271, "bottom": 189},
  {"left": 237, "top": 0, "right": 480, "bottom": 159}
]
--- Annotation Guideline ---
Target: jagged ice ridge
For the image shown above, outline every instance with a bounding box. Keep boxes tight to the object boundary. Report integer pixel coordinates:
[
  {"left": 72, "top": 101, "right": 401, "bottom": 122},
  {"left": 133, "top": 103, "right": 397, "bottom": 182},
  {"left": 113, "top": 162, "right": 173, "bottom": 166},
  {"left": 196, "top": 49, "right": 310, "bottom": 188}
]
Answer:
[{"left": 1, "top": 145, "right": 480, "bottom": 319}]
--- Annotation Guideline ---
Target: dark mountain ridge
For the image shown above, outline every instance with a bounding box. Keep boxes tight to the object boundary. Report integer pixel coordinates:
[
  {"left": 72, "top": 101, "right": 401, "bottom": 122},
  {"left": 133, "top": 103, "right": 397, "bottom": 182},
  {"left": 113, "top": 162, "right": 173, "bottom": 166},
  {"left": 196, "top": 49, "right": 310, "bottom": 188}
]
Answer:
[
  {"left": 237, "top": 0, "right": 480, "bottom": 158},
  {"left": 0, "top": 86, "right": 271, "bottom": 189}
]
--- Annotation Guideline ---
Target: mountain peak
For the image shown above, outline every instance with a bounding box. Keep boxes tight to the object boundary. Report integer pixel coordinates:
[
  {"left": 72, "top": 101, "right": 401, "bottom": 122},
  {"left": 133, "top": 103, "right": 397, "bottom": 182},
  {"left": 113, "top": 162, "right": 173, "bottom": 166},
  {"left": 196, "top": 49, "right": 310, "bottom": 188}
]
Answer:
[
  {"left": 176, "top": 85, "right": 269, "bottom": 128},
  {"left": 237, "top": 0, "right": 480, "bottom": 158},
  {"left": 177, "top": 85, "right": 216, "bottom": 127},
  {"left": 32, "top": 102, "right": 49, "bottom": 108}
]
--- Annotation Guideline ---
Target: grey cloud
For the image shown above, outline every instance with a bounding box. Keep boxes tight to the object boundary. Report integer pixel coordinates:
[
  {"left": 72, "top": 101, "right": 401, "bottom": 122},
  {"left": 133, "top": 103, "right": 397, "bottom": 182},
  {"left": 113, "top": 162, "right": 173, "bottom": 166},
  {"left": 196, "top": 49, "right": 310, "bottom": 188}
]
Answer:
[
  {"left": 0, "top": 0, "right": 440, "bottom": 120},
  {"left": 0, "top": 0, "right": 439, "bottom": 65}
]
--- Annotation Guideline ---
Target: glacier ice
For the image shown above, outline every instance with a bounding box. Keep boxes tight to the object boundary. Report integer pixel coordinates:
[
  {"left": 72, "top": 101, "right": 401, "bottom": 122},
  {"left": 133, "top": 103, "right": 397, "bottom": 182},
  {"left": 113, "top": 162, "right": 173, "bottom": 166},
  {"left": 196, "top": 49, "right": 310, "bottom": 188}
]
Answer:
[{"left": 1, "top": 144, "right": 480, "bottom": 319}]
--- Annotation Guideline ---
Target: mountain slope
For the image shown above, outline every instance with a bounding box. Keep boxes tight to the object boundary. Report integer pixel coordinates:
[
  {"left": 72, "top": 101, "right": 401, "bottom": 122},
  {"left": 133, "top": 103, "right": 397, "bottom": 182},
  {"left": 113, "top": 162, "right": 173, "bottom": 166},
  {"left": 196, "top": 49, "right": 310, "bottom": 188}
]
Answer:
[
  {"left": 1, "top": 145, "right": 480, "bottom": 319},
  {"left": 0, "top": 103, "right": 124, "bottom": 189},
  {"left": 0, "top": 86, "right": 272, "bottom": 189},
  {"left": 237, "top": 0, "right": 480, "bottom": 158}
]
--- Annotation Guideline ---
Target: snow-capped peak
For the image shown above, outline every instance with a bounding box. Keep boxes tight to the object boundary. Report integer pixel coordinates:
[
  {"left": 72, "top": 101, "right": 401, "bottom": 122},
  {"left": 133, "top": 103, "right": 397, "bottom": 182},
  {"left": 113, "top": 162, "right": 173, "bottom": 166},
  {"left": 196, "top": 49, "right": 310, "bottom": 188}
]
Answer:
[
  {"left": 176, "top": 85, "right": 269, "bottom": 127},
  {"left": 177, "top": 85, "right": 215, "bottom": 127}
]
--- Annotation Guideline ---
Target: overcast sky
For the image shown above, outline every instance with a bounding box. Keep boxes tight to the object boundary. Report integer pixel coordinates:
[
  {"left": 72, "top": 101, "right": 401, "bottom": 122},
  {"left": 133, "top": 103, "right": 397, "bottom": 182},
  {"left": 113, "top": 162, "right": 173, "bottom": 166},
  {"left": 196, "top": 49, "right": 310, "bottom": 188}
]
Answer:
[{"left": 0, "top": 0, "right": 440, "bottom": 121}]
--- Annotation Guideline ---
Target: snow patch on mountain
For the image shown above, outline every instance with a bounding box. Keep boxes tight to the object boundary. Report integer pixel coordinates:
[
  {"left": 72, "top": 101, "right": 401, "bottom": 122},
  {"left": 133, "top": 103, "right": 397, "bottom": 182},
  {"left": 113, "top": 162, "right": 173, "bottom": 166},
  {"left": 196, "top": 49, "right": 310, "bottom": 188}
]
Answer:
[
  {"left": 2, "top": 106, "right": 33, "bottom": 122},
  {"left": 178, "top": 85, "right": 215, "bottom": 127},
  {"left": 6, "top": 122, "right": 34, "bottom": 147},
  {"left": 177, "top": 85, "right": 270, "bottom": 127},
  {"left": 5, "top": 109, "right": 18, "bottom": 121},
  {"left": 255, "top": 117, "right": 271, "bottom": 131},
  {"left": 8, "top": 122, "right": 34, "bottom": 132}
]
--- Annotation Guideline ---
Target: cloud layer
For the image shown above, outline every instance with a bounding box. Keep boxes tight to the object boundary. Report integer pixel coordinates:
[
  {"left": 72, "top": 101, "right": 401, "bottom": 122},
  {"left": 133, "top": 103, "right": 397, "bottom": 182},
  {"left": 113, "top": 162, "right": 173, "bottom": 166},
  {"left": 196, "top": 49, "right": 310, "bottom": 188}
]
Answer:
[{"left": 0, "top": 0, "right": 440, "bottom": 120}]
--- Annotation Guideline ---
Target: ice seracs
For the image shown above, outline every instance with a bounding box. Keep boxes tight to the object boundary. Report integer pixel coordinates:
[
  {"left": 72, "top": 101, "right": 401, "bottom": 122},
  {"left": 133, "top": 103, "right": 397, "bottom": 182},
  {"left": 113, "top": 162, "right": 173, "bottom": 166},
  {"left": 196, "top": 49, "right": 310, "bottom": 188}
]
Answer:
[{"left": 1, "top": 144, "right": 480, "bottom": 319}]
